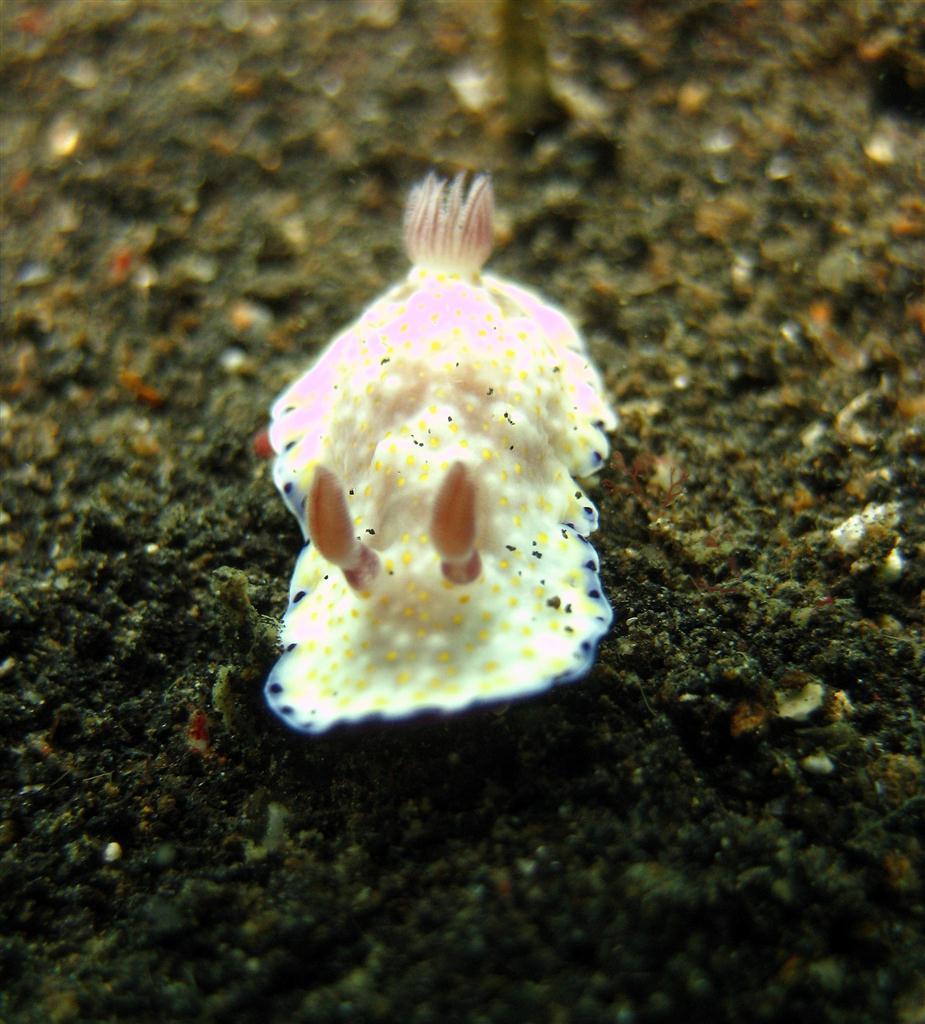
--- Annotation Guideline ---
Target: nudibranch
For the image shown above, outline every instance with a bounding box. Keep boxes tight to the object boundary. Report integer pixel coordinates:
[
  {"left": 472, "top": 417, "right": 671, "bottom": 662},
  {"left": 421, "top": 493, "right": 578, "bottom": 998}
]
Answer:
[{"left": 264, "top": 171, "right": 617, "bottom": 734}]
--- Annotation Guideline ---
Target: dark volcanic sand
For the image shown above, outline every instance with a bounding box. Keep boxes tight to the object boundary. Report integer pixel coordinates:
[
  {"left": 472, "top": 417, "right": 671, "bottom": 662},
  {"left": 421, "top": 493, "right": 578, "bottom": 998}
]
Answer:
[{"left": 1, "top": 2, "right": 924, "bottom": 1022}]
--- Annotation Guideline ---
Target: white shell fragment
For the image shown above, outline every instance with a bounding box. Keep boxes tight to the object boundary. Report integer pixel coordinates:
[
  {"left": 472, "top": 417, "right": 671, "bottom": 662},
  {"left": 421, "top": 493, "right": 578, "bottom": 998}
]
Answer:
[
  {"left": 776, "top": 681, "right": 825, "bottom": 721},
  {"left": 829, "top": 501, "right": 900, "bottom": 555},
  {"left": 264, "top": 172, "right": 617, "bottom": 734}
]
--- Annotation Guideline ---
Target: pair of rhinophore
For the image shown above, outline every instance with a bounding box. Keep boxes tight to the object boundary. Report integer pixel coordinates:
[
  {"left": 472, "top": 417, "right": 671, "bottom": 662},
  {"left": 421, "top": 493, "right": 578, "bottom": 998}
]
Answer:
[{"left": 307, "top": 461, "right": 481, "bottom": 592}]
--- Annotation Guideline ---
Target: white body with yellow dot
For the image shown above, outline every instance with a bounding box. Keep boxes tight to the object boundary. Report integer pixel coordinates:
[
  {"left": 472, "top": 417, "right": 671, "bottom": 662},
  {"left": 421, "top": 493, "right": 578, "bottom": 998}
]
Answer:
[{"left": 264, "top": 173, "right": 617, "bottom": 734}]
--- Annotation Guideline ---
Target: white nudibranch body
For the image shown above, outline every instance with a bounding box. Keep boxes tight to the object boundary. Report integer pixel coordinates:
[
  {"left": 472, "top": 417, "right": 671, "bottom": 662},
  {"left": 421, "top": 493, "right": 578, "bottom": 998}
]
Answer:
[{"left": 264, "top": 172, "right": 617, "bottom": 734}]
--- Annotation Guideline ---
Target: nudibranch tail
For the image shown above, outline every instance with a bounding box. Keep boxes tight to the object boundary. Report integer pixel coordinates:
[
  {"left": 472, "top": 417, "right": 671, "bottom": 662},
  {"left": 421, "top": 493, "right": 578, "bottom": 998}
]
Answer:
[
  {"left": 307, "top": 465, "right": 380, "bottom": 591},
  {"left": 431, "top": 461, "right": 482, "bottom": 585},
  {"left": 403, "top": 171, "right": 495, "bottom": 273}
]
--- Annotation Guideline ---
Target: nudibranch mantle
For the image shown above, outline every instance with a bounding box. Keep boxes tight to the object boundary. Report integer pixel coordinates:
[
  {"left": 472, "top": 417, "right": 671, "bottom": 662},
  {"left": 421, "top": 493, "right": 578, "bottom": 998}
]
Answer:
[{"left": 265, "top": 172, "right": 617, "bottom": 734}]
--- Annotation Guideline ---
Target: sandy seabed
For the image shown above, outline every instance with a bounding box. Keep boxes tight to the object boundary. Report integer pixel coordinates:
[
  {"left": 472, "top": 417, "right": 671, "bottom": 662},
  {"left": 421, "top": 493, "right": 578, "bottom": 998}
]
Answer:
[{"left": 1, "top": 2, "right": 924, "bottom": 1022}]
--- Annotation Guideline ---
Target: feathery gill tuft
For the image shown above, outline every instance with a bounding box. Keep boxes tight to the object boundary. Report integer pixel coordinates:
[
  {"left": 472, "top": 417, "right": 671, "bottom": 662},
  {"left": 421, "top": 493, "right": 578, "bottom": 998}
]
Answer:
[{"left": 403, "top": 171, "right": 495, "bottom": 274}]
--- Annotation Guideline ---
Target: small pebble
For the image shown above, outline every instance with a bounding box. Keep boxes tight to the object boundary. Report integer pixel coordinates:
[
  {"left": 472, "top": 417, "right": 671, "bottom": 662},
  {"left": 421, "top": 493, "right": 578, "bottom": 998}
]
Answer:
[
  {"left": 863, "top": 129, "right": 895, "bottom": 165},
  {"left": 47, "top": 114, "right": 80, "bottom": 159},
  {"left": 776, "top": 681, "right": 825, "bottom": 721},
  {"left": 102, "top": 841, "right": 123, "bottom": 864},
  {"left": 801, "top": 752, "right": 835, "bottom": 775}
]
